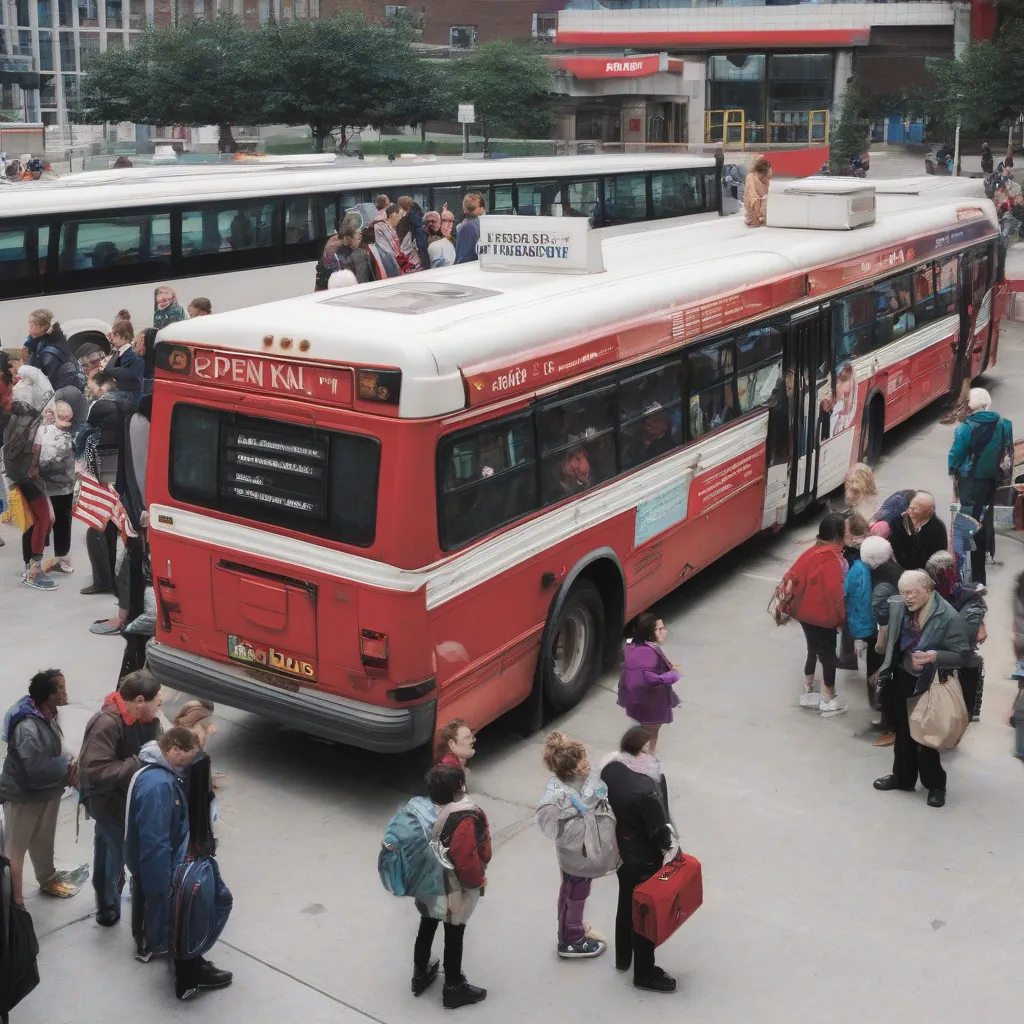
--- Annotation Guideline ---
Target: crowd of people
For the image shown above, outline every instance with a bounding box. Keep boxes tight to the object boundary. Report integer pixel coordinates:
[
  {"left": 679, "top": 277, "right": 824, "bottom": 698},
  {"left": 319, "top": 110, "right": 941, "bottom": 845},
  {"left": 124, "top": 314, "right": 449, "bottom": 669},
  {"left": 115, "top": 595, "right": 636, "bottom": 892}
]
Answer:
[
  {"left": 983, "top": 145, "right": 1024, "bottom": 243},
  {"left": 774, "top": 385, "right": 1014, "bottom": 805},
  {"left": 314, "top": 190, "right": 486, "bottom": 289}
]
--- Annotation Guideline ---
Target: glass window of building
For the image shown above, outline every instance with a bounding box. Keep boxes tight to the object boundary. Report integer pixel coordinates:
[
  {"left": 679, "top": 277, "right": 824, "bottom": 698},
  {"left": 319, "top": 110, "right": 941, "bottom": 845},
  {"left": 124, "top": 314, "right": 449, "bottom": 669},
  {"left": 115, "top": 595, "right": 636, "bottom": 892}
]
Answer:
[
  {"left": 767, "top": 54, "right": 832, "bottom": 142},
  {"left": 106, "top": 0, "right": 123, "bottom": 27},
  {"left": 59, "top": 31, "right": 76, "bottom": 71},
  {"left": 707, "top": 54, "right": 765, "bottom": 135},
  {"left": 38, "top": 31, "right": 55, "bottom": 71},
  {"left": 58, "top": 0, "right": 73, "bottom": 25},
  {"left": 77, "top": 0, "right": 99, "bottom": 26},
  {"left": 79, "top": 31, "right": 100, "bottom": 69},
  {"left": 128, "top": 0, "right": 144, "bottom": 27},
  {"left": 450, "top": 25, "right": 477, "bottom": 48},
  {"left": 107, "top": 32, "right": 123, "bottom": 49}
]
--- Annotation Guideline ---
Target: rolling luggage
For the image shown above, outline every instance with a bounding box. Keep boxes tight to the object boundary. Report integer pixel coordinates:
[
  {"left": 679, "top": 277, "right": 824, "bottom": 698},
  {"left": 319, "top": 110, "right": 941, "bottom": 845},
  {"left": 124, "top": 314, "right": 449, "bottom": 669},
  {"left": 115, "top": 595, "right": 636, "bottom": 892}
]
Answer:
[
  {"left": 632, "top": 852, "right": 703, "bottom": 947},
  {"left": 0, "top": 851, "right": 40, "bottom": 1021}
]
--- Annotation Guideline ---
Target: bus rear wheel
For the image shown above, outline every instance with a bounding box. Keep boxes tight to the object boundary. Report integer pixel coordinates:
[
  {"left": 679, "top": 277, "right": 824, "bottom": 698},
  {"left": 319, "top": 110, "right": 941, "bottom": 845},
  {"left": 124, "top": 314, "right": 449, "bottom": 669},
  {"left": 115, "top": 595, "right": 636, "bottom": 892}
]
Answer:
[{"left": 544, "top": 579, "right": 604, "bottom": 713}]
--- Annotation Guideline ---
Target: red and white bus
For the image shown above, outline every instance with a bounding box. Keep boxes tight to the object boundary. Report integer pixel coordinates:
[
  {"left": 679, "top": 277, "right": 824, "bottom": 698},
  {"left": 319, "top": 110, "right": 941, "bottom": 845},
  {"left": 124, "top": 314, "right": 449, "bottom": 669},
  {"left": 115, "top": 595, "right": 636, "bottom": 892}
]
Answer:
[{"left": 144, "top": 186, "right": 1002, "bottom": 752}]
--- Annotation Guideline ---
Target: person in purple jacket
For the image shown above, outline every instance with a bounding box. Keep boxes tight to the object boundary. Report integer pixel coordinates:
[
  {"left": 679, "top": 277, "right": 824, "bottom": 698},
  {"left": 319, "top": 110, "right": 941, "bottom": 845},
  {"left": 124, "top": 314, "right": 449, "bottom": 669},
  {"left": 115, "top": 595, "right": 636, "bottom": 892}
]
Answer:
[{"left": 616, "top": 614, "right": 680, "bottom": 754}]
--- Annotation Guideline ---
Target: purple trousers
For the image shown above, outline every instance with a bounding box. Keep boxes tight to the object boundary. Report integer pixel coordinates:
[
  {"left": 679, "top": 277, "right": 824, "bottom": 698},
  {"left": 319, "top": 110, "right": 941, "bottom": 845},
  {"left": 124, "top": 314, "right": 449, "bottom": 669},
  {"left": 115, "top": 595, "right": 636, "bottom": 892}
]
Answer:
[{"left": 557, "top": 872, "right": 592, "bottom": 945}]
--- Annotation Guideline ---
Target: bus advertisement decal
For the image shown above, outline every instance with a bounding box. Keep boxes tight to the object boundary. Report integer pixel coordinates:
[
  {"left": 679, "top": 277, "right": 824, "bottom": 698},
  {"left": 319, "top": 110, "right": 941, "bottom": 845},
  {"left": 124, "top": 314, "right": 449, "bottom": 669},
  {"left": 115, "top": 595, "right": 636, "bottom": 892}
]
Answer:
[
  {"left": 688, "top": 446, "right": 764, "bottom": 518},
  {"left": 227, "top": 634, "right": 317, "bottom": 683},
  {"left": 191, "top": 350, "right": 354, "bottom": 406},
  {"left": 635, "top": 475, "right": 694, "bottom": 547}
]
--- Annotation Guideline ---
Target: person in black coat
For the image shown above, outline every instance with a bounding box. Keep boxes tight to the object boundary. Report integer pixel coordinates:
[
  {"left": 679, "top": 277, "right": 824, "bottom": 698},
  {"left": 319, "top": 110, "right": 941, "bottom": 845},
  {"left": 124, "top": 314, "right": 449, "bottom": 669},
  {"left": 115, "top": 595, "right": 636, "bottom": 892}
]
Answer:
[
  {"left": 102, "top": 320, "right": 144, "bottom": 406},
  {"left": 600, "top": 725, "right": 676, "bottom": 993},
  {"left": 888, "top": 491, "right": 948, "bottom": 571}
]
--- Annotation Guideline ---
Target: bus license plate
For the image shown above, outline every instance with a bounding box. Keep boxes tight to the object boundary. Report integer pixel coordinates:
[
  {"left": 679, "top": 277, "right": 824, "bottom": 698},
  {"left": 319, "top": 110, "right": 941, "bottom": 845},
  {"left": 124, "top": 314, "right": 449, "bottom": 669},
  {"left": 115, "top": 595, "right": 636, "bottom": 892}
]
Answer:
[{"left": 227, "top": 635, "right": 317, "bottom": 684}]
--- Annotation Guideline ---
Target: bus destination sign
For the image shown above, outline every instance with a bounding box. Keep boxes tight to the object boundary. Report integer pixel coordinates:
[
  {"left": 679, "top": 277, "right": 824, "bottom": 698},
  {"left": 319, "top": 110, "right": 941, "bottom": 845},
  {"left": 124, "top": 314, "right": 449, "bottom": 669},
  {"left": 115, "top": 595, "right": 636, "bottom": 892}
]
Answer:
[
  {"left": 476, "top": 216, "right": 605, "bottom": 275},
  {"left": 191, "top": 350, "right": 354, "bottom": 406}
]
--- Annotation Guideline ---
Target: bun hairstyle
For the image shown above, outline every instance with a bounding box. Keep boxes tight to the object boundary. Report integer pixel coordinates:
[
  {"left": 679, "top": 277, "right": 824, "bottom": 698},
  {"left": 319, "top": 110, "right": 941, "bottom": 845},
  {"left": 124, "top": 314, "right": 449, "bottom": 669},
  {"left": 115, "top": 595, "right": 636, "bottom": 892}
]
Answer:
[
  {"left": 542, "top": 731, "right": 588, "bottom": 782},
  {"left": 174, "top": 699, "right": 214, "bottom": 731}
]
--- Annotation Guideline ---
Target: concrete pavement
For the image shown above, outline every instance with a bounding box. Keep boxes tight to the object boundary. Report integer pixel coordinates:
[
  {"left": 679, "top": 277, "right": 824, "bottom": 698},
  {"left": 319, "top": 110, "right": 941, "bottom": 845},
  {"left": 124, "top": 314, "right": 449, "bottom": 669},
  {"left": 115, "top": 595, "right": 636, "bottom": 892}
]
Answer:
[{"left": 2, "top": 328, "right": 1023, "bottom": 1024}]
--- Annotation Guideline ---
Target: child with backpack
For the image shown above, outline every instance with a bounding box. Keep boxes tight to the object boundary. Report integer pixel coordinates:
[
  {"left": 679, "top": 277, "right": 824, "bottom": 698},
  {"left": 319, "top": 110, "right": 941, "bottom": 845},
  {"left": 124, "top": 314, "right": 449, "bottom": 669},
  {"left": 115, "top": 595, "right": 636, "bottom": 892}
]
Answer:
[
  {"left": 398, "top": 765, "right": 491, "bottom": 1009},
  {"left": 535, "top": 731, "right": 619, "bottom": 960}
]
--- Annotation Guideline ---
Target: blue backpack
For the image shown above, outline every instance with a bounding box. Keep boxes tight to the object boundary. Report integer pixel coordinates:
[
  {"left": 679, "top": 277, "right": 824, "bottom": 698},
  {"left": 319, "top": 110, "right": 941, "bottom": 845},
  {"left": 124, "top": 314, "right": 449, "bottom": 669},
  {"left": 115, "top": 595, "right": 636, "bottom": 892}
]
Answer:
[
  {"left": 172, "top": 856, "right": 233, "bottom": 960},
  {"left": 378, "top": 797, "right": 444, "bottom": 898}
]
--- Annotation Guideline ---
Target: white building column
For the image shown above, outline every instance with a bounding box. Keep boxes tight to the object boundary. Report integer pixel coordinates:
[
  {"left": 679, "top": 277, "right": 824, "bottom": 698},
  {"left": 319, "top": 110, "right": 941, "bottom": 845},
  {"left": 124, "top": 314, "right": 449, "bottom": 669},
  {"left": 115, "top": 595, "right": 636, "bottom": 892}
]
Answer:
[{"left": 832, "top": 50, "right": 854, "bottom": 112}]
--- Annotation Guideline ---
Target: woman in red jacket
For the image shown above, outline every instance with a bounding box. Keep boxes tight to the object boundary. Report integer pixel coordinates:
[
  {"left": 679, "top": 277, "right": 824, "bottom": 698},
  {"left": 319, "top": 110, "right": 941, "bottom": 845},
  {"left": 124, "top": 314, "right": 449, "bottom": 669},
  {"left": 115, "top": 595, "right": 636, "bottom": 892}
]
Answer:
[{"left": 783, "top": 513, "right": 848, "bottom": 717}]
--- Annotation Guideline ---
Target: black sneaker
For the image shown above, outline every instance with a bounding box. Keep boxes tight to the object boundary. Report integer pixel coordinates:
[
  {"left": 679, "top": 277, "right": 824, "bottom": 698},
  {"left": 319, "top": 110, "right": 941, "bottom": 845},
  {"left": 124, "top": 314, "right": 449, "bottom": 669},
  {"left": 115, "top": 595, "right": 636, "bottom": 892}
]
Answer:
[
  {"left": 634, "top": 969, "right": 677, "bottom": 993},
  {"left": 442, "top": 976, "right": 487, "bottom": 1009},
  {"left": 411, "top": 956, "right": 439, "bottom": 996},
  {"left": 196, "top": 958, "right": 233, "bottom": 990},
  {"left": 95, "top": 907, "right": 120, "bottom": 927}
]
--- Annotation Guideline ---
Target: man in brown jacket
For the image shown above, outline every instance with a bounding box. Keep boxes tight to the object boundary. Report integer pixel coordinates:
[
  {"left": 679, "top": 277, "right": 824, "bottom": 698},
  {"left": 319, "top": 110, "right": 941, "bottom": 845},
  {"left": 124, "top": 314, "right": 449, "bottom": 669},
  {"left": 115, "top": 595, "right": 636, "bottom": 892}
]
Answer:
[{"left": 78, "top": 668, "right": 163, "bottom": 926}]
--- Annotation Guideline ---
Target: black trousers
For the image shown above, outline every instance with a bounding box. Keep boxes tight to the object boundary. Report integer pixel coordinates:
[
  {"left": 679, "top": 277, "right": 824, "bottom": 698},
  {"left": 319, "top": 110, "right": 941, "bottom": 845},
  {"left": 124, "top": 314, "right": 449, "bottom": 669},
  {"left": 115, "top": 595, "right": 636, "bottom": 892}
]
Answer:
[
  {"left": 799, "top": 622, "right": 838, "bottom": 689},
  {"left": 864, "top": 633, "right": 885, "bottom": 712},
  {"left": 615, "top": 864, "right": 657, "bottom": 979},
  {"left": 961, "top": 483, "right": 995, "bottom": 586},
  {"left": 119, "top": 536, "right": 148, "bottom": 681},
  {"left": 883, "top": 666, "right": 946, "bottom": 792},
  {"left": 958, "top": 662, "right": 984, "bottom": 720},
  {"left": 86, "top": 523, "right": 118, "bottom": 591},
  {"left": 414, "top": 916, "right": 465, "bottom": 981}
]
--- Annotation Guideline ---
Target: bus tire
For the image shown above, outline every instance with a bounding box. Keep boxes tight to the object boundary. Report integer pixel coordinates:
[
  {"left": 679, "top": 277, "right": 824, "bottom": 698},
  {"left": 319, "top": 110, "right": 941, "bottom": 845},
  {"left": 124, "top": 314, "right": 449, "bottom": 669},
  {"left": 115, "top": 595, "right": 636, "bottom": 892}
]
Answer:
[
  {"left": 543, "top": 578, "right": 605, "bottom": 713},
  {"left": 860, "top": 396, "right": 884, "bottom": 467}
]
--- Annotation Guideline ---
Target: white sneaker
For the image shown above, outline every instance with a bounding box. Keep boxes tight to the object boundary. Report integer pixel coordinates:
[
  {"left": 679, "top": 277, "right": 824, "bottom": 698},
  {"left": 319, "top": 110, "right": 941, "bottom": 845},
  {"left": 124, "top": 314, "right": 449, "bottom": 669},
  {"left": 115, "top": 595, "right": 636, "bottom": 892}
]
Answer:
[
  {"left": 819, "top": 697, "right": 848, "bottom": 717},
  {"left": 799, "top": 691, "right": 821, "bottom": 708}
]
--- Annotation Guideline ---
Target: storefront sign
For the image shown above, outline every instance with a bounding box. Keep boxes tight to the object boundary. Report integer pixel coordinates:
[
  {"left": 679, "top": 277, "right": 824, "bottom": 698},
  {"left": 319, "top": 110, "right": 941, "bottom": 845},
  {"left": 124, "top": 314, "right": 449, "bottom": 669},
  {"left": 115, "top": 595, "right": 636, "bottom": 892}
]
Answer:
[
  {"left": 554, "top": 54, "right": 674, "bottom": 79},
  {"left": 476, "top": 216, "right": 605, "bottom": 275},
  {"left": 191, "top": 350, "right": 353, "bottom": 405}
]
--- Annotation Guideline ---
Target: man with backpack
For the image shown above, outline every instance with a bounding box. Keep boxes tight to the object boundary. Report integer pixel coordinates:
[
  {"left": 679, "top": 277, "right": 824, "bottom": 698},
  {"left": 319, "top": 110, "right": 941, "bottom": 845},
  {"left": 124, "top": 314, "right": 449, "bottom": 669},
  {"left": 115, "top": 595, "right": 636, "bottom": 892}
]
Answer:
[
  {"left": 124, "top": 727, "right": 233, "bottom": 1001},
  {"left": 948, "top": 387, "right": 1014, "bottom": 584},
  {"left": 380, "top": 765, "right": 490, "bottom": 1008}
]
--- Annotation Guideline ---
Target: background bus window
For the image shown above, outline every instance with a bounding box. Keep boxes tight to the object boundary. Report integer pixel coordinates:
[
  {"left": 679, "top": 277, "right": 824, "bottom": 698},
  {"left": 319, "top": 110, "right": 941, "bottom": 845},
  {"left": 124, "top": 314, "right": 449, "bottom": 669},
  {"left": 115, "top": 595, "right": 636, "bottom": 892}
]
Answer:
[
  {"left": 604, "top": 173, "right": 648, "bottom": 224},
  {"left": 320, "top": 194, "right": 341, "bottom": 238},
  {"left": 180, "top": 200, "right": 278, "bottom": 273},
  {"left": 702, "top": 169, "right": 718, "bottom": 212},
  {"left": 687, "top": 337, "right": 738, "bottom": 438},
  {"left": 437, "top": 414, "right": 538, "bottom": 549},
  {"left": 0, "top": 225, "right": 35, "bottom": 298},
  {"left": 912, "top": 264, "right": 936, "bottom": 325},
  {"left": 833, "top": 289, "right": 874, "bottom": 362},
  {"left": 651, "top": 169, "right": 703, "bottom": 219},
  {"left": 169, "top": 405, "right": 380, "bottom": 547},
  {"left": 561, "top": 179, "right": 599, "bottom": 222},
  {"left": 618, "top": 361, "right": 683, "bottom": 469},
  {"left": 735, "top": 326, "right": 784, "bottom": 414},
  {"left": 58, "top": 212, "right": 171, "bottom": 288},
  {"left": 283, "top": 196, "right": 318, "bottom": 261},
  {"left": 431, "top": 185, "right": 467, "bottom": 222},
  {"left": 935, "top": 257, "right": 958, "bottom": 314},
  {"left": 516, "top": 180, "right": 557, "bottom": 216},
  {"left": 491, "top": 185, "right": 514, "bottom": 215},
  {"left": 537, "top": 388, "right": 616, "bottom": 505},
  {"left": 873, "top": 274, "right": 915, "bottom": 346}
]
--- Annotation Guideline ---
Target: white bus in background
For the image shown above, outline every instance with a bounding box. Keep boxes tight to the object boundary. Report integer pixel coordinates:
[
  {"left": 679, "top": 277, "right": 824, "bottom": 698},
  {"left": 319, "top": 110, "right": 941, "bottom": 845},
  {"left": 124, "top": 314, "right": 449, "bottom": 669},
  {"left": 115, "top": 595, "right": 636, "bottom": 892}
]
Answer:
[{"left": 0, "top": 153, "right": 725, "bottom": 354}]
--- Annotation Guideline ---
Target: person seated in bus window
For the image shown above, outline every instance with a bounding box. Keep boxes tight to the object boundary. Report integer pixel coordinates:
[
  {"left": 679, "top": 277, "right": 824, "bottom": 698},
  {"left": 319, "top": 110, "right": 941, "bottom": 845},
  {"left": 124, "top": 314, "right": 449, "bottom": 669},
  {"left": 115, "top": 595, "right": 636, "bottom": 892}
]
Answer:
[
  {"left": 711, "top": 387, "right": 739, "bottom": 429},
  {"left": 891, "top": 289, "right": 916, "bottom": 337},
  {"left": 91, "top": 241, "right": 119, "bottom": 270},
  {"left": 555, "top": 445, "right": 593, "bottom": 498},
  {"left": 628, "top": 404, "right": 677, "bottom": 467},
  {"left": 229, "top": 212, "right": 256, "bottom": 250}
]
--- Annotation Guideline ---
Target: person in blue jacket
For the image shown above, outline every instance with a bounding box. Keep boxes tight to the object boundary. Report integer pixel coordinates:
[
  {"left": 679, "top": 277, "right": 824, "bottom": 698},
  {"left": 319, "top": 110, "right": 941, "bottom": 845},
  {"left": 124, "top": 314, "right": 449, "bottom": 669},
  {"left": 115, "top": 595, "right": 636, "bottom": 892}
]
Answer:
[
  {"left": 124, "top": 726, "right": 233, "bottom": 1001},
  {"left": 948, "top": 387, "right": 1013, "bottom": 584}
]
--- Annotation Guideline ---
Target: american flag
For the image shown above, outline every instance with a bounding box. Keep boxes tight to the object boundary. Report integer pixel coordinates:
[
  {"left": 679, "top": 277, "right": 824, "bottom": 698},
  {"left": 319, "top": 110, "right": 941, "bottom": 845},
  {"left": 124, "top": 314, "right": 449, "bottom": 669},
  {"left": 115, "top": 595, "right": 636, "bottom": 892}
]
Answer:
[{"left": 73, "top": 472, "right": 137, "bottom": 537}]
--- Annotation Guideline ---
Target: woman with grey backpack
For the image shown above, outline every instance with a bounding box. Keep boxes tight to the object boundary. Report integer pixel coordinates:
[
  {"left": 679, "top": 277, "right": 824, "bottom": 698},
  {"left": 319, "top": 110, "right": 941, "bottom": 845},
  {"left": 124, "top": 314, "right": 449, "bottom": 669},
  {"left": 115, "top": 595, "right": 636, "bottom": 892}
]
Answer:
[{"left": 535, "top": 732, "right": 619, "bottom": 960}]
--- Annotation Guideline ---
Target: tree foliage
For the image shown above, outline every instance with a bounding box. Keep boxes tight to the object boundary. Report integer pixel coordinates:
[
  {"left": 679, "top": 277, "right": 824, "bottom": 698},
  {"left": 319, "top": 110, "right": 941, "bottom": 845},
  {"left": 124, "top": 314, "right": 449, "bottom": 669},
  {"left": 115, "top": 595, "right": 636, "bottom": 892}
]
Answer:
[
  {"left": 827, "top": 80, "right": 871, "bottom": 173},
  {"left": 451, "top": 42, "right": 555, "bottom": 149}
]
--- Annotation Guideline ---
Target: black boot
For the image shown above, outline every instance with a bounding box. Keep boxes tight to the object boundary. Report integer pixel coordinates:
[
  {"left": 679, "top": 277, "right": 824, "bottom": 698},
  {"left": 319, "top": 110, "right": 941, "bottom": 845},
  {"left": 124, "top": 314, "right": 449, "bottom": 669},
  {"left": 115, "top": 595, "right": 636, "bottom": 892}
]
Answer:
[
  {"left": 442, "top": 975, "right": 487, "bottom": 1009},
  {"left": 873, "top": 774, "right": 915, "bottom": 792},
  {"left": 634, "top": 966, "right": 677, "bottom": 993},
  {"left": 411, "top": 956, "right": 439, "bottom": 996},
  {"left": 927, "top": 789, "right": 946, "bottom": 808},
  {"left": 95, "top": 907, "right": 120, "bottom": 927}
]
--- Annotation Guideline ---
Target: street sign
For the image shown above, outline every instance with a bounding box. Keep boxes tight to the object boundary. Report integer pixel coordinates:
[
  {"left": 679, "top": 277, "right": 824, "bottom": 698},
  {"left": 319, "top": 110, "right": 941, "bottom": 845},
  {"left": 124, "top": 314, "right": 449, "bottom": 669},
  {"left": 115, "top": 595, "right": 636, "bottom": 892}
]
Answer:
[{"left": 458, "top": 104, "right": 475, "bottom": 124}]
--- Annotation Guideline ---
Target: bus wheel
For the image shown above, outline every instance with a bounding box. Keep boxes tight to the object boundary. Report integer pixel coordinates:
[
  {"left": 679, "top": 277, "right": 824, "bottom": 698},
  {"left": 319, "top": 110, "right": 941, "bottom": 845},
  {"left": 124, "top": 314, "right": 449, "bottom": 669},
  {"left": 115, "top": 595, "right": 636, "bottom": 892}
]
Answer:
[
  {"left": 544, "top": 579, "right": 604, "bottom": 713},
  {"left": 861, "top": 398, "right": 884, "bottom": 467}
]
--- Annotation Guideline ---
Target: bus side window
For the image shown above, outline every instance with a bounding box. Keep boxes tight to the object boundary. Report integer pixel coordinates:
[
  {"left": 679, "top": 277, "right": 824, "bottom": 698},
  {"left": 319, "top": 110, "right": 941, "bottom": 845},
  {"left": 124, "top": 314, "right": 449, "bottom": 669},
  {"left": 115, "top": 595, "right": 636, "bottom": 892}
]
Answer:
[
  {"left": 57, "top": 213, "right": 169, "bottom": 288},
  {"left": 618, "top": 360, "right": 683, "bottom": 470},
  {"left": 0, "top": 226, "right": 33, "bottom": 298},
  {"left": 652, "top": 170, "right": 702, "bottom": 219},
  {"left": 437, "top": 414, "right": 538, "bottom": 550},
  {"left": 180, "top": 200, "right": 277, "bottom": 272},
  {"left": 536, "top": 387, "right": 617, "bottom": 505},
  {"left": 516, "top": 179, "right": 557, "bottom": 217},
  {"left": 735, "top": 325, "right": 784, "bottom": 414},
  {"left": 604, "top": 173, "right": 648, "bottom": 225},
  {"left": 935, "top": 257, "right": 958, "bottom": 314},
  {"left": 874, "top": 273, "right": 914, "bottom": 343},
  {"left": 686, "top": 336, "right": 737, "bottom": 440},
  {"left": 912, "top": 264, "right": 936, "bottom": 326},
  {"left": 833, "top": 289, "right": 873, "bottom": 362}
]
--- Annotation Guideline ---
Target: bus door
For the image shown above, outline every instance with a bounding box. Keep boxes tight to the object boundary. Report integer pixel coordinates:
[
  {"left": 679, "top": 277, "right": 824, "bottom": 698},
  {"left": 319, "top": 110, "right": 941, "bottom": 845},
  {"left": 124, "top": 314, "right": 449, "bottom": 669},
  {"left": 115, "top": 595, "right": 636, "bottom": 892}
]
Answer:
[
  {"left": 786, "top": 306, "right": 833, "bottom": 515},
  {"left": 959, "top": 246, "right": 991, "bottom": 381}
]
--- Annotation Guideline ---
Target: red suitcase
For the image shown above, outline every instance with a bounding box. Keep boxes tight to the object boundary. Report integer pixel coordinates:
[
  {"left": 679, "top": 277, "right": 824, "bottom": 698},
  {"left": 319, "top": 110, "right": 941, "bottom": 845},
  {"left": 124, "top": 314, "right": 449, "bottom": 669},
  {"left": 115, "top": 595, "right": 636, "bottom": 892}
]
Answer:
[{"left": 632, "top": 853, "right": 703, "bottom": 947}]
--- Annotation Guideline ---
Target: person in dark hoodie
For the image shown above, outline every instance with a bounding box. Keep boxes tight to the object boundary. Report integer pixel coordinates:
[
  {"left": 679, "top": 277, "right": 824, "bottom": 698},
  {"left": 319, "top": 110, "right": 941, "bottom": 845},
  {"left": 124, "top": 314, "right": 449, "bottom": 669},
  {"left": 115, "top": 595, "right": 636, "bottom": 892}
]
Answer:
[
  {"left": 948, "top": 387, "right": 1013, "bottom": 585},
  {"left": 77, "top": 668, "right": 163, "bottom": 926},
  {"left": 125, "top": 726, "right": 233, "bottom": 1000},
  {"left": 600, "top": 725, "right": 676, "bottom": 993},
  {"left": 25, "top": 308, "right": 84, "bottom": 393},
  {"left": 0, "top": 670, "right": 80, "bottom": 905}
]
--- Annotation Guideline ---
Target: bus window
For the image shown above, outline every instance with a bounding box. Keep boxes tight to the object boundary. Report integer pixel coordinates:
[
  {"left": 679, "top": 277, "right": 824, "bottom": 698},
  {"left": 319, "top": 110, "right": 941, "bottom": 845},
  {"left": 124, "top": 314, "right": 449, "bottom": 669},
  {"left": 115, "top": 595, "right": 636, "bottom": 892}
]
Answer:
[
  {"left": 651, "top": 170, "right": 702, "bottom": 219},
  {"left": 437, "top": 414, "right": 538, "bottom": 550},
  {"left": 562, "top": 179, "right": 599, "bottom": 222},
  {"left": 169, "top": 405, "right": 380, "bottom": 547},
  {"left": 537, "top": 387, "right": 616, "bottom": 504},
  {"left": 492, "top": 185, "right": 514, "bottom": 215},
  {"left": 833, "top": 289, "right": 874, "bottom": 362},
  {"left": 687, "top": 337, "right": 737, "bottom": 439},
  {"left": 432, "top": 185, "right": 467, "bottom": 222},
  {"left": 618, "top": 360, "right": 683, "bottom": 469},
  {"left": 935, "top": 257, "right": 958, "bottom": 314},
  {"left": 913, "top": 265, "right": 936, "bottom": 325},
  {"left": 874, "top": 274, "right": 914, "bottom": 345},
  {"left": 736, "top": 326, "right": 784, "bottom": 414},
  {"left": 180, "top": 200, "right": 278, "bottom": 272},
  {"left": 702, "top": 169, "right": 718, "bottom": 213},
  {"left": 284, "top": 196, "right": 316, "bottom": 247},
  {"left": 0, "top": 225, "right": 33, "bottom": 297},
  {"left": 38, "top": 224, "right": 49, "bottom": 278},
  {"left": 516, "top": 179, "right": 557, "bottom": 216},
  {"left": 57, "top": 212, "right": 171, "bottom": 287},
  {"left": 321, "top": 194, "right": 341, "bottom": 238},
  {"left": 604, "top": 173, "right": 648, "bottom": 224}
]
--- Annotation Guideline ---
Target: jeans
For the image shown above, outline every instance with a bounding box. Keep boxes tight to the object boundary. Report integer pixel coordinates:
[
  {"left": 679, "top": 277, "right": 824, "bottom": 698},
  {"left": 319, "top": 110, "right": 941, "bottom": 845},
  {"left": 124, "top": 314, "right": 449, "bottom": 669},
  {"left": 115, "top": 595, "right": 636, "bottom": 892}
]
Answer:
[
  {"left": 92, "top": 815, "right": 126, "bottom": 914},
  {"left": 557, "top": 873, "right": 592, "bottom": 945},
  {"left": 414, "top": 916, "right": 465, "bottom": 981},
  {"left": 614, "top": 864, "right": 657, "bottom": 979}
]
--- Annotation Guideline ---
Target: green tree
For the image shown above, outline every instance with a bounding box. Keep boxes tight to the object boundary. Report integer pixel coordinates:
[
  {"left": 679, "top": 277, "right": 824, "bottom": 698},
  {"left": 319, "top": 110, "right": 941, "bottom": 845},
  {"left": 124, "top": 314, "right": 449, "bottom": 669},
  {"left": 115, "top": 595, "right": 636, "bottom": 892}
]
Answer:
[
  {"left": 454, "top": 41, "right": 554, "bottom": 152},
  {"left": 827, "top": 80, "right": 871, "bottom": 173},
  {"left": 78, "top": 13, "right": 266, "bottom": 152},
  {"left": 259, "top": 16, "right": 424, "bottom": 152}
]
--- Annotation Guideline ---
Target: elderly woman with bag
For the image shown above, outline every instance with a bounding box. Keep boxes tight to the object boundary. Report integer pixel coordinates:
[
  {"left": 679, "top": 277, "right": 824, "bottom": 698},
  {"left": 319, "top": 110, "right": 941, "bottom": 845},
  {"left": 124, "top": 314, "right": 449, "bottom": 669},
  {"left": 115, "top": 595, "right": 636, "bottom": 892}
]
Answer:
[{"left": 872, "top": 569, "right": 973, "bottom": 808}]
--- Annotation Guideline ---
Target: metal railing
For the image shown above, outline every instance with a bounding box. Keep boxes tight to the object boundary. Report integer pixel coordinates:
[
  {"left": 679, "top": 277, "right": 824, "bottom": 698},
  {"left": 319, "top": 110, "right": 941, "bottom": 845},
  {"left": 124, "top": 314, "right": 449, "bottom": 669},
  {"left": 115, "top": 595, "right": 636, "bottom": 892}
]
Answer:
[{"left": 705, "top": 108, "right": 829, "bottom": 146}]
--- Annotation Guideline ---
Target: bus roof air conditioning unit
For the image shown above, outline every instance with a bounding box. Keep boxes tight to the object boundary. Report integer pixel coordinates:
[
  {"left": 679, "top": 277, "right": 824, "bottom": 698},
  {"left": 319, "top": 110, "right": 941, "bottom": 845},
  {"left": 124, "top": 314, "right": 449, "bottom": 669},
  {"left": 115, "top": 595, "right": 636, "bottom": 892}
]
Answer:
[{"left": 767, "top": 182, "right": 876, "bottom": 230}]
